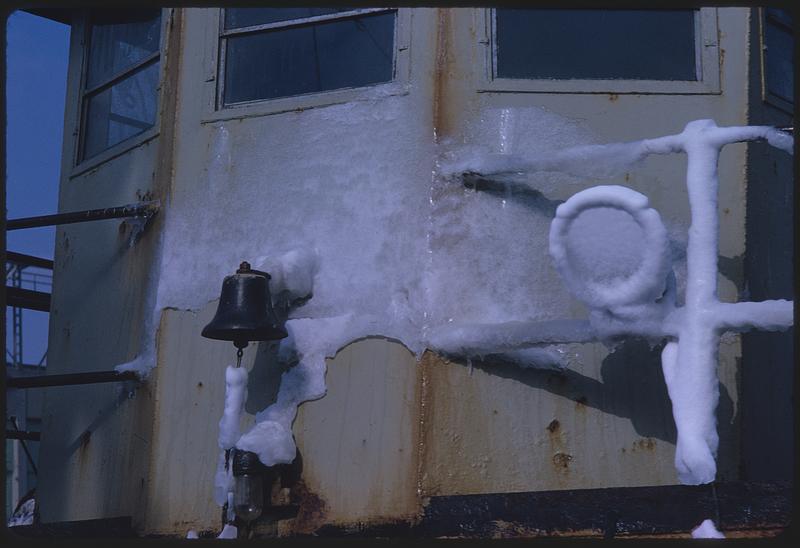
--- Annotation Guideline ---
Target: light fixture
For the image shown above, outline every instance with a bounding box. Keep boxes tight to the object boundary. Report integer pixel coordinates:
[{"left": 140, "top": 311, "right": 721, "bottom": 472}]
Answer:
[{"left": 232, "top": 449, "right": 264, "bottom": 523}]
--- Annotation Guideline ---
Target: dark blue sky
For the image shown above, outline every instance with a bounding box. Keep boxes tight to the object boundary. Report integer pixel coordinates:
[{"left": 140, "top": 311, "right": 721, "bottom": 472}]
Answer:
[{"left": 6, "top": 11, "right": 70, "bottom": 365}]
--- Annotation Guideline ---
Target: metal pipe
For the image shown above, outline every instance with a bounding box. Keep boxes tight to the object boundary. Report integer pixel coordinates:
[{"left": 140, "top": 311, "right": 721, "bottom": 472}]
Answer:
[
  {"left": 5, "top": 252, "right": 54, "bottom": 270},
  {"left": 8, "top": 417, "right": 38, "bottom": 475},
  {"left": 6, "top": 370, "right": 140, "bottom": 389},
  {"left": 6, "top": 430, "right": 41, "bottom": 441},
  {"left": 5, "top": 287, "right": 51, "bottom": 312},
  {"left": 7, "top": 200, "right": 159, "bottom": 231}
]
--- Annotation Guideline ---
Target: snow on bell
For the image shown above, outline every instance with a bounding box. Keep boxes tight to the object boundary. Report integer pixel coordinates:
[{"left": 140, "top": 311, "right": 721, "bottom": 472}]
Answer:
[{"left": 202, "top": 261, "right": 288, "bottom": 351}]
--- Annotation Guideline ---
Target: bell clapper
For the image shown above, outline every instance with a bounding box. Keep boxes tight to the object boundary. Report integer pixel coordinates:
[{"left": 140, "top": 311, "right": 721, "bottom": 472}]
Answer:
[{"left": 235, "top": 347, "right": 244, "bottom": 368}]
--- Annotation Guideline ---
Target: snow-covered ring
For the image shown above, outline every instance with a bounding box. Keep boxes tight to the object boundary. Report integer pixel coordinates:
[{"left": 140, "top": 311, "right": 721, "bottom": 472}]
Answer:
[{"left": 549, "top": 185, "right": 670, "bottom": 311}]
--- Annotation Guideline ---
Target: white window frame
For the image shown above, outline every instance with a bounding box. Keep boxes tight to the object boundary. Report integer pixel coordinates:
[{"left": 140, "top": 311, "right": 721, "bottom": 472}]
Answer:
[
  {"left": 758, "top": 7, "right": 793, "bottom": 114},
  {"left": 476, "top": 8, "right": 721, "bottom": 95},
  {"left": 70, "top": 9, "right": 169, "bottom": 177},
  {"left": 201, "top": 7, "right": 412, "bottom": 123}
]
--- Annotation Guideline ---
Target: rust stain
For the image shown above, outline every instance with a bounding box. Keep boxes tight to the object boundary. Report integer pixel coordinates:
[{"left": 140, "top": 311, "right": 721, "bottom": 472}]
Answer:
[
  {"left": 546, "top": 419, "right": 560, "bottom": 434},
  {"left": 76, "top": 429, "right": 92, "bottom": 479},
  {"left": 79, "top": 429, "right": 92, "bottom": 449},
  {"left": 575, "top": 395, "right": 588, "bottom": 409},
  {"left": 552, "top": 452, "right": 573, "bottom": 470},
  {"left": 432, "top": 8, "right": 452, "bottom": 140},
  {"left": 608, "top": 93, "right": 619, "bottom": 102},
  {"left": 282, "top": 480, "right": 329, "bottom": 536},
  {"left": 414, "top": 351, "right": 433, "bottom": 502},
  {"left": 632, "top": 438, "right": 656, "bottom": 452}
]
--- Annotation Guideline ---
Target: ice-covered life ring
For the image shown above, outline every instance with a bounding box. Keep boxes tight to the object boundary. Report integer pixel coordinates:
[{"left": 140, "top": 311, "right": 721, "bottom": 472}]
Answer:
[{"left": 548, "top": 185, "right": 670, "bottom": 311}]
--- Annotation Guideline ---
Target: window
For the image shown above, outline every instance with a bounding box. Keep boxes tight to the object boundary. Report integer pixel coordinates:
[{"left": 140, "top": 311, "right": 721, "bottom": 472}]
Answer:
[
  {"left": 78, "top": 10, "right": 162, "bottom": 163},
  {"left": 479, "top": 8, "right": 720, "bottom": 94},
  {"left": 218, "top": 8, "right": 397, "bottom": 108},
  {"left": 495, "top": 9, "right": 697, "bottom": 81},
  {"left": 761, "top": 8, "right": 793, "bottom": 112}
]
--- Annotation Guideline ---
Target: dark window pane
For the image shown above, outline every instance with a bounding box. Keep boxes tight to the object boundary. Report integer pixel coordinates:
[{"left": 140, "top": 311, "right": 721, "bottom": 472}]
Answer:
[
  {"left": 223, "top": 11, "right": 395, "bottom": 104},
  {"left": 83, "top": 61, "right": 159, "bottom": 160},
  {"left": 87, "top": 10, "right": 161, "bottom": 88},
  {"left": 764, "top": 16, "right": 794, "bottom": 104},
  {"left": 766, "top": 7, "right": 792, "bottom": 29},
  {"left": 495, "top": 9, "right": 697, "bottom": 81},
  {"left": 225, "top": 8, "right": 355, "bottom": 30}
]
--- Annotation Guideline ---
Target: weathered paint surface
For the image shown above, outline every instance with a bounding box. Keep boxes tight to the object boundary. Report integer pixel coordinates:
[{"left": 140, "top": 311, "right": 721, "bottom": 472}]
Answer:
[
  {"left": 420, "top": 344, "right": 679, "bottom": 496},
  {"left": 740, "top": 9, "right": 794, "bottom": 482},
  {"left": 144, "top": 302, "right": 256, "bottom": 533},
  {"left": 37, "top": 10, "right": 179, "bottom": 526},
  {"left": 37, "top": 7, "right": 786, "bottom": 537},
  {"left": 291, "top": 339, "right": 420, "bottom": 526}
]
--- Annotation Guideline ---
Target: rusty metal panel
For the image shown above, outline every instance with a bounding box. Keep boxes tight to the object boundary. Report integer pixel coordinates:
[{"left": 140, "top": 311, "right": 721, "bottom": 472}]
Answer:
[
  {"left": 419, "top": 344, "right": 681, "bottom": 496},
  {"left": 286, "top": 339, "right": 422, "bottom": 531},
  {"left": 143, "top": 303, "right": 256, "bottom": 534}
]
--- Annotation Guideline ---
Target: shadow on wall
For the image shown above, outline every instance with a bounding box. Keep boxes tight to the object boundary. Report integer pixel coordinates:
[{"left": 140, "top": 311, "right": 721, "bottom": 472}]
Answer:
[
  {"left": 245, "top": 333, "right": 734, "bottom": 452},
  {"left": 245, "top": 341, "right": 290, "bottom": 415},
  {"left": 463, "top": 173, "right": 564, "bottom": 217},
  {"left": 470, "top": 338, "right": 735, "bottom": 448}
]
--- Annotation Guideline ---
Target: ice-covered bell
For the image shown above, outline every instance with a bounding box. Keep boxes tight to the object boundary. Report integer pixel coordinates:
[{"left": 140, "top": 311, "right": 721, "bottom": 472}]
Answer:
[{"left": 202, "top": 261, "right": 288, "bottom": 348}]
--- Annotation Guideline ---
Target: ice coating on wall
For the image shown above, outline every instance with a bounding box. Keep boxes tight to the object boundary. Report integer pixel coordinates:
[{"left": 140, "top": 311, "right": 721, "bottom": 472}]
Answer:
[
  {"left": 544, "top": 121, "right": 793, "bottom": 484},
  {"left": 118, "top": 93, "right": 791, "bottom": 496},
  {"left": 427, "top": 108, "right": 616, "bottom": 330},
  {"left": 158, "top": 95, "right": 433, "bottom": 324}
]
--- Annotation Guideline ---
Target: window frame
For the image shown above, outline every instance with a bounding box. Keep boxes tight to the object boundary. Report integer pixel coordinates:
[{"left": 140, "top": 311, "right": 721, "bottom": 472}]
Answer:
[
  {"left": 758, "top": 7, "right": 793, "bottom": 114},
  {"left": 476, "top": 8, "right": 721, "bottom": 95},
  {"left": 70, "top": 9, "right": 168, "bottom": 176},
  {"left": 202, "top": 7, "right": 412, "bottom": 123}
]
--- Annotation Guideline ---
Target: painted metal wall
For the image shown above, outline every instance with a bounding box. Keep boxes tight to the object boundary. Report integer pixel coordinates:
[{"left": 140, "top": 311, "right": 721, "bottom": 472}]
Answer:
[
  {"left": 740, "top": 8, "right": 794, "bottom": 482},
  {"left": 36, "top": 9, "right": 182, "bottom": 528},
  {"left": 38, "top": 7, "right": 783, "bottom": 537}
]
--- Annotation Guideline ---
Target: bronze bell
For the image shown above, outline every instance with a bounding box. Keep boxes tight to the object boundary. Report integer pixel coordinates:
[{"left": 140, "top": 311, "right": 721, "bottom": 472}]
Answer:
[{"left": 202, "top": 261, "right": 288, "bottom": 348}]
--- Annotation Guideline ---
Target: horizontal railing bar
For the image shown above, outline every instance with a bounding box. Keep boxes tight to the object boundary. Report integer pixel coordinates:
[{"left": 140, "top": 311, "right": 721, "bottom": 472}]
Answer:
[
  {"left": 7, "top": 370, "right": 140, "bottom": 389},
  {"left": 6, "top": 430, "right": 41, "bottom": 441},
  {"left": 5, "top": 362, "right": 47, "bottom": 370},
  {"left": 5, "top": 287, "right": 51, "bottom": 312},
  {"left": 5, "top": 252, "right": 54, "bottom": 270},
  {"left": 7, "top": 200, "right": 160, "bottom": 231}
]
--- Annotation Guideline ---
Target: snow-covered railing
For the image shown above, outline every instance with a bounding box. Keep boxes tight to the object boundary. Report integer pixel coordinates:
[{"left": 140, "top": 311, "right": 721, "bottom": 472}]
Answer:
[{"left": 430, "top": 120, "right": 794, "bottom": 485}]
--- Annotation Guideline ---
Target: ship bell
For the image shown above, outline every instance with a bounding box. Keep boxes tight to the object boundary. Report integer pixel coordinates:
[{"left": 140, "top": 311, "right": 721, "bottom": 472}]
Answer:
[{"left": 201, "top": 261, "right": 288, "bottom": 348}]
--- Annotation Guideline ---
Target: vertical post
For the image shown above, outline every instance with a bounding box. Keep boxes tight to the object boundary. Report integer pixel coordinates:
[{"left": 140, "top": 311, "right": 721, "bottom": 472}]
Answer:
[
  {"left": 11, "top": 267, "right": 24, "bottom": 368},
  {"left": 667, "top": 123, "right": 725, "bottom": 485}
]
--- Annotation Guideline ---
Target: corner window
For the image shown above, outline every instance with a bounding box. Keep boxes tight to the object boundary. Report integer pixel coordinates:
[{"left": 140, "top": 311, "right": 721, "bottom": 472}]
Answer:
[
  {"left": 218, "top": 8, "right": 397, "bottom": 108},
  {"left": 761, "top": 8, "right": 793, "bottom": 112},
  {"left": 479, "top": 8, "right": 720, "bottom": 94},
  {"left": 78, "top": 10, "right": 162, "bottom": 163}
]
